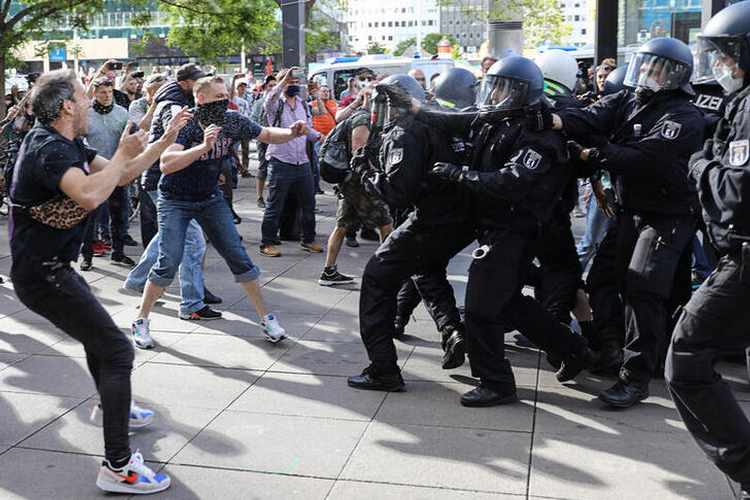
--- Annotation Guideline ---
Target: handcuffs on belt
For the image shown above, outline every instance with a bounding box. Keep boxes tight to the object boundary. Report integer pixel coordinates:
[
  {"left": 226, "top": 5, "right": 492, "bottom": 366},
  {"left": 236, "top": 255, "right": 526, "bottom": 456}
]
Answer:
[{"left": 472, "top": 244, "right": 493, "bottom": 260}]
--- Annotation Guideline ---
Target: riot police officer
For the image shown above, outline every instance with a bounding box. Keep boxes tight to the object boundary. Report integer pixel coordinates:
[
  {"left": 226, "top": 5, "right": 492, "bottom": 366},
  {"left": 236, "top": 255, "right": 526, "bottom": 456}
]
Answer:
[
  {"left": 420, "top": 56, "right": 598, "bottom": 407},
  {"left": 347, "top": 75, "right": 476, "bottom": 392},
  {"left": 393, "top": 68, "right": 477, "bottom": 338},
  {"left": 541, "top": 37, "right": 704, "bottom": 408},
  {"left": 665, "top": 3, "right": 750, "bottom": 496}
]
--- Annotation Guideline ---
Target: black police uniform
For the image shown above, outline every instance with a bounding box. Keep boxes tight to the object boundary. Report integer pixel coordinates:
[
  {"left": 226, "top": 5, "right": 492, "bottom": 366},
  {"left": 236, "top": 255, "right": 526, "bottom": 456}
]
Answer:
[
  {"left": 356, "top": 114, "right": 475, "bottom": 378},
  {"left": 559, "top": 89, "right": 703, "bottom": 387},
  {"left": 427, "top": 110, "right": 592, "bottom": 393},
  {"left": 531, "top": 94, "right": 585, "bottom": 326},
  {"left": 666, "top": 84, "right": 750, "bottom": 487}
]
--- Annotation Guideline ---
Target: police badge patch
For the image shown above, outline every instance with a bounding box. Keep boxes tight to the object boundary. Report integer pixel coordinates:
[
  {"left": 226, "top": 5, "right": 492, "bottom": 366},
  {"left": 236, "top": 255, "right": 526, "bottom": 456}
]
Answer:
[
  {"left": 729, "top": 139, "right": 750, "bottom": 167},
  {"left": 389, "top": 148, "right": 404, "bottom": 165},
  {"left": 522, "top": 148, "right": 543, "bottom": 170},
  {"left": 661, "top": 120, "right": 682, "bottom": 140}
]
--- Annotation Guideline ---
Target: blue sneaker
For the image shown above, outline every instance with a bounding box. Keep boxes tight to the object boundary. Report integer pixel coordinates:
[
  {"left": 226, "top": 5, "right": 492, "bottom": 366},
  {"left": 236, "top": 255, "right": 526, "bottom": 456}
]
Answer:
[
  {"left": 90, "top": 402, "right": 154, "bottom": 429},
  {"left": 96, "top": 450, "right": 171, "bottom": 494}
]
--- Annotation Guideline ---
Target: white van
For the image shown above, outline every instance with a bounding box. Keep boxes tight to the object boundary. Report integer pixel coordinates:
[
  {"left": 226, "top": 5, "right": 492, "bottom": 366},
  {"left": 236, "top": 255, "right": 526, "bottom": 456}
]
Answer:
[{"left": 309, "top": 55, "right": 455, "bottom": 100}]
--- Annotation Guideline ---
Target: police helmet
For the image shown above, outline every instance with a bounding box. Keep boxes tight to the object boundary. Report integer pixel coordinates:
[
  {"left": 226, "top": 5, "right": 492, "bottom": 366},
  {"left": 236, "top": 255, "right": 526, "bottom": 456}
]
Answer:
[
  {"left": 432, "top": 68, "right": 477, "bottom": 109},
  {"left": 377, "top": 74, "right": 426, "bottom": 103},
  {"left": 694, "top": 0, "right": 750, "bottom": 93},
  {"left": 535, "top": 49, "right": 579, "bottom": 94},
  {"left": 602, "top": 66, "right": 628, "bottom": 96},
  {"left": 623, "top": 37, "right": 694, "bottom": 94},
  {"left": 477, "top": 56, "right": 544, "bottom": 110},
  {"left": 370, "top": 74, "right": 425, "bottom": 130}
]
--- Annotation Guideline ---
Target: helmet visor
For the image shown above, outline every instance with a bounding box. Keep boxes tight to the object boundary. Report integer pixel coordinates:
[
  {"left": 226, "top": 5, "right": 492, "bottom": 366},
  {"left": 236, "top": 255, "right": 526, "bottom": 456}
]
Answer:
[
  {"left": 694, "top": 36, "right": 744, "bottom": 84},
  {"left": 623, "top": 53, "right": 692, "bottom": 91},
  {"left": 477, "top": 75, "right": 529, "bottom": 109}
]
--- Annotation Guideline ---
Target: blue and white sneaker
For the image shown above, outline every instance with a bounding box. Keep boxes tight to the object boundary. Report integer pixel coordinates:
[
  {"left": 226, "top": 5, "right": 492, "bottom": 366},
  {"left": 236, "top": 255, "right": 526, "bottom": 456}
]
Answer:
[
  {"left": 90, "top": 402, "right": 155, "bottom": 429},
  {"left": 131, "top": 318, "right": 154, "bottom": 349},
  {"left": 96, "top": 450, "right": 171, "bottom": 494},
  {"left": 260, "top": 313, "right": 286, "bottom": 343}
]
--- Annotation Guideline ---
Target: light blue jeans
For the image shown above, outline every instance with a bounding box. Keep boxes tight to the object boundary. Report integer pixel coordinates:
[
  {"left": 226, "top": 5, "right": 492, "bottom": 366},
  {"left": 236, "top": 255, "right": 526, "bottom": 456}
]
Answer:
[
  {"left": 149, "top": 189, "right": 260, "bottom": 287},
  {"left": 124, "top": 191, "right": 207, "bottom": 316},
  {"left": 577, "top": 194, "right": 612, "bottom": 273}
]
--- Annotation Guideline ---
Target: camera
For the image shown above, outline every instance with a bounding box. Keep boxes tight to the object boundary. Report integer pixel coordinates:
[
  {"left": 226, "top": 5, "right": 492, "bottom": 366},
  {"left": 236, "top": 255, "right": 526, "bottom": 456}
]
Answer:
[
  {"left": 26, "top": 72, "right": 40, "bottom": 85},
  {"left": 109, "top": 61, "right": 123, "bottom": 71}
]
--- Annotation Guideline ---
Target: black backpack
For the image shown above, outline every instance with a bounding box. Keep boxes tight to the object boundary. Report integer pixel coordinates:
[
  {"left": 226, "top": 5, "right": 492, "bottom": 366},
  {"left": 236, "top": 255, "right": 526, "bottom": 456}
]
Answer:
[{"left": 319, "top": 109, "right": 368, "bottom": 184}]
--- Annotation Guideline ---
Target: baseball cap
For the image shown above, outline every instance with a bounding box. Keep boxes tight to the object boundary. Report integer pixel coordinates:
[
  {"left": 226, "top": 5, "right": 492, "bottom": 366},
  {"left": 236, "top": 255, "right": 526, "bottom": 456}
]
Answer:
[
  {"left": 176, "top": 63, "right": 206, "bottom": 82},
  {"left": 145, "top": 73, "right": 167, "bottom": 85},
  {"left": 92, "top": 76, "right": 114, "bottom": 88}
]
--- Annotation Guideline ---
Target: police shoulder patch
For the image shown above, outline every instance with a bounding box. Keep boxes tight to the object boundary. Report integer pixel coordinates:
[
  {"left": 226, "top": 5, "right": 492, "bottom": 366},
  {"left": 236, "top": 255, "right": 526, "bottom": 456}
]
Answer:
[
  {"left": 389, "top": 148, "right": 404, "bottom": 165},
  {"left": 521, "top": 148, "right": 543, "bottom": 170},
  {"left": 661, "top": 120, "right": 682, "bottom": 140},
  {"left": 729, "top": 139, "right": 750, "bottom": 167}
]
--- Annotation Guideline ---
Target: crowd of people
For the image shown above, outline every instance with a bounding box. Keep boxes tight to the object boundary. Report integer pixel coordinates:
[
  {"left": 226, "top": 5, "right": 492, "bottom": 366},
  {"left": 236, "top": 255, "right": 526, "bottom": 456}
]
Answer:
[{"left": 3, "top": 1, "right": 750, "bottom": 495}]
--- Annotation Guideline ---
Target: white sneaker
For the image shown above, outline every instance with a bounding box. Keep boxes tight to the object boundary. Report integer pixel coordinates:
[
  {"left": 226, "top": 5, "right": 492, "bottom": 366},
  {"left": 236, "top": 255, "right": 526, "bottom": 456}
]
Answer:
[
  {"left": 260, "top": 313, "right": 286, "bottom": 343},
  {"left": 96, "top": 450, "right": 171, "bottom": 494},
  {"left": 131, "top": 318, "right": 154, "bottom": 349},
  {"left": 90, "top": 401, "right": 155, "bottom": 429}
]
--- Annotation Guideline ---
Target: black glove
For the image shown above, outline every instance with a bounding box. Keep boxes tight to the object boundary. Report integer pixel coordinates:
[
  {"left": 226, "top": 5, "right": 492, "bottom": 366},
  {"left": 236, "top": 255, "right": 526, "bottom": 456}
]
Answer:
[
  {"left": 375, "top": 83, "right": 413, "bottom": 110},
  {"left": 431, "top": 162, "right": 464, "bottom": 182},
  {"left": 567, "top": 141, "right": 584, "bottom": 160}
]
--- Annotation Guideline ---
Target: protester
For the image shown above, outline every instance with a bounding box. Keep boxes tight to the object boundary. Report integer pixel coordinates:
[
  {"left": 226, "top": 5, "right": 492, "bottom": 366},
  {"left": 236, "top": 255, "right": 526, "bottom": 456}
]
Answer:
[
  {"left": 251, "top": 74, "right": 277, "bottom": 207},
  {"left": 128, "top": 73, "right": 167, "bottom": 131},
  {"left": 9, "top": 68, "right": 191, "bottom": 494},
  {"left": 259, "top": 68, "right": 322, "bottom": 257}
]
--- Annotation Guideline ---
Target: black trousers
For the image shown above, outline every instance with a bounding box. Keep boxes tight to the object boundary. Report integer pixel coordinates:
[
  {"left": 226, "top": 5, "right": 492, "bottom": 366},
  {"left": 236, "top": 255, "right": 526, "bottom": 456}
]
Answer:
[
  {"left": 666, "top": 255, "right": 750, "bottom": 486},
  {"left": 465, "top": 228, "right": 587, "bottom": 390},
  {"left": 395, "top": 270, "right": 464, "bottom": 332},
  {"left": 12, "top": 263, "right": 134, "bottom": 463},
  {"left": 588, "top": 212, "right": 695, "bottom": 383},
  {"left": 359, "top": 216, "right": 475, "bottom": 374},
  {"left": 139, "top": 188, "right": 158, "bottom": 248},
  {"left": 107, "top": 186, "right": 129, "bottom": 258},
  {"left": 535, "top": 212, "right": 582, "bottom": 324}
]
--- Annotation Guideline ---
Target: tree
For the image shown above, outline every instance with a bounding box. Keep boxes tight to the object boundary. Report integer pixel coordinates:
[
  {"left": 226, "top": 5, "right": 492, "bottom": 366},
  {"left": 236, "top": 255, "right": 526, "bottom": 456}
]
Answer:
[
  {"left": 367, "top": 42, "right": 387, "bottom": 55},
  {"left": 393, "top": 37, "right": 416, "bottom": 57},
  {"left": 421, "top": 33, "right": 458, "bottom": 56},
  {"left": 160, "top": 0, "right": 278, "bottom": 63},
  {"left": 0, "top": 0, "right": 107, "bottom": 116}
]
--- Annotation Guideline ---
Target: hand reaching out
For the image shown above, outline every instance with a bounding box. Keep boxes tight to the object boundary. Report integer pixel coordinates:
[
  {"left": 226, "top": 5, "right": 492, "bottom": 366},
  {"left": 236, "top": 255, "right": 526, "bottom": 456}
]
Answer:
[
  {"left": 117, "top": 125, "right": 148, "bottom": 160},
  {"left": 289, "top": 120, "right": 308, "bottom": 137},
  {"left": 162, "top": 106, "right": 193, "bottom": 143}
]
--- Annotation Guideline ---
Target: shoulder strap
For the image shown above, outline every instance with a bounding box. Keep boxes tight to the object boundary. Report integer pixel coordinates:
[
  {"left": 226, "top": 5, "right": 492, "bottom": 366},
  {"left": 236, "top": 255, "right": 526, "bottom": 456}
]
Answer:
[{"left": 272, "top": 100, "right": 284, "bottom": 127}]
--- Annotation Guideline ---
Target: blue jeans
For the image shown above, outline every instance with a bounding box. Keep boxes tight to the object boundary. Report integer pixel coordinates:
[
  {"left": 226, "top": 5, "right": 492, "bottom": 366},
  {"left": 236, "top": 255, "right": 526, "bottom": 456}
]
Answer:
[
  {"left": 692, "top": 234, "right": 713, "bottom": 280},
  {"left": 260, "top": 158, "right": 316, "bottom": 245},
  {"left": 577, "top": 194, "right": 611, "bottom": 272},
  {"left": 149, "top": 189, "right": 260, "bottom": 287},
  {"left": 125, "top": 192, "right": 207, "bottom": 316}
]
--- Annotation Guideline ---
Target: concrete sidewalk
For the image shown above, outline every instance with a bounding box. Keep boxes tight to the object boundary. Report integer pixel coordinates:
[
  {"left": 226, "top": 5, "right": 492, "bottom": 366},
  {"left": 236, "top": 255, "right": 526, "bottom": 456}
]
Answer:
[{"left": 0, "top": 175, "right": 743, "bottom": 499}]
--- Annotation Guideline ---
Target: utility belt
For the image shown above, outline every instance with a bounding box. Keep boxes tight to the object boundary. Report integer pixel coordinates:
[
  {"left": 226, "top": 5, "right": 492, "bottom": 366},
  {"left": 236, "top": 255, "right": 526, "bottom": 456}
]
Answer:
[{"left": 728, "top": 229, "right": 750, "bottom": 284}]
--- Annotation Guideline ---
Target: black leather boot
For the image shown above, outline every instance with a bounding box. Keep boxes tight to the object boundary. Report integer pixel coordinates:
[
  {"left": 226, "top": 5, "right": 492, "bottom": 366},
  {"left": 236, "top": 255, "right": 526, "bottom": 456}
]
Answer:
[
  {"left": 598, "top": 378, "right": 649, "bottom": 408},
  {"left": 347, "top": 366, "right": 405, "bottom": 392},
  {"left": 441, "top": 324, "right": 466, "bottom": 370},
  {"left": 460, "top": 385, "right": 518, "bottom": 407},
  {"left": 556, "top": 346, "right": 599, "bottom": 382},
  {"left": 591, "top": 339, "right": 623, "bottom": 376}
]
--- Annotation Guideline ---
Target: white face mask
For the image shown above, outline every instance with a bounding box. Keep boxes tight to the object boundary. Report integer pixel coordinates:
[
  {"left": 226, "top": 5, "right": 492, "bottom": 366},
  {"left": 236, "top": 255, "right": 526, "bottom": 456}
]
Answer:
[{"left": 713, "top": 61, "right": 744, "bottom": 95}]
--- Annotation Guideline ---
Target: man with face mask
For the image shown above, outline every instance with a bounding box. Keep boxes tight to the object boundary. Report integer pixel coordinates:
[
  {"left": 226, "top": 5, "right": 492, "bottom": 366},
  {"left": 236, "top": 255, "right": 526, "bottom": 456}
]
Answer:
[
  {"left": 123, "top": 63, "right": 224, "bottom": 322},
  {"left": 132, "top": 75, "right": 308, "bottom": 348},
  {"left": 259, "top": 67, "right": 322, "bottom": 257},
  {"left": 665, "top": 3, "right": 750, "bottom": 497},
  {"left": 534, "top": 37, "right": 704, "bottom": 408}
]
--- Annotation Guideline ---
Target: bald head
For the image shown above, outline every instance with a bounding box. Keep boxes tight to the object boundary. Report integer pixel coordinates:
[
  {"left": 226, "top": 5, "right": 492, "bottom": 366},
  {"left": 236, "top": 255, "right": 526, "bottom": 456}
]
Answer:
[{"left": 408, "top": 69, "right": 426, "bottom": 89}]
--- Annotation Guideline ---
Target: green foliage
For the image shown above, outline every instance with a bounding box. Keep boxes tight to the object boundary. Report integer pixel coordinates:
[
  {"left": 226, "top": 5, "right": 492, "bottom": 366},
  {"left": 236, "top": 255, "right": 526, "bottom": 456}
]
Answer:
[
  {"left": 367, "top": 42, "right": 387, "bottom": 55},
  {"left": 160, "top": 0, "right": 278, "bottom": 63},
  {"left": 393, "top": 37, "right": 416, "bottom": 57},
  {"left": 421, "top": 33, "right": 458, "bottom": 56}
]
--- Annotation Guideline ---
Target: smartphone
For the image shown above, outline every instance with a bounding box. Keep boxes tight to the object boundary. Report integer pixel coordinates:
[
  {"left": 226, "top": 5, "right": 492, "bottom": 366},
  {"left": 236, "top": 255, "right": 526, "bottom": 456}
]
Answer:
[{"left": 109, "top": 62, "right": 123, "bottom": 71}]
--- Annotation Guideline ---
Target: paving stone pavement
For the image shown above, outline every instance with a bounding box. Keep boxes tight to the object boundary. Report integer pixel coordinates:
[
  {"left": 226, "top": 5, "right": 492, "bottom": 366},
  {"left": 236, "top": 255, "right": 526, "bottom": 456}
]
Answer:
[{"left": 0, "top": 164, "right": 744, "bottom": 499}]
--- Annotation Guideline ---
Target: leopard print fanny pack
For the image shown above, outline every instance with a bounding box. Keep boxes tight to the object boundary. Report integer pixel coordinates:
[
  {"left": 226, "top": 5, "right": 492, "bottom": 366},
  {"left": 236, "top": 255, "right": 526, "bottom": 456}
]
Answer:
[{"left": 21, "top": 195, "right": 90, "bottom": 230}]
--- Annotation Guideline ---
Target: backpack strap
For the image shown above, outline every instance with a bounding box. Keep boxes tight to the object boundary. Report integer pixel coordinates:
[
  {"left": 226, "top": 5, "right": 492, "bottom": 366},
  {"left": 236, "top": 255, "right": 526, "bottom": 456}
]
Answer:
[{"left": 272, "top": 99, "right": 284, "bottom": 127}]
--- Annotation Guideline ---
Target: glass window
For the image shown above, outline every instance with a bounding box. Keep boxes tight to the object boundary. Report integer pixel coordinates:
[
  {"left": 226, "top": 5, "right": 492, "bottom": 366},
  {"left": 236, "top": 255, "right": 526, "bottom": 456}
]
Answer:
[{"left": 618, "top": 0, "right": 702, "bottom": 47}]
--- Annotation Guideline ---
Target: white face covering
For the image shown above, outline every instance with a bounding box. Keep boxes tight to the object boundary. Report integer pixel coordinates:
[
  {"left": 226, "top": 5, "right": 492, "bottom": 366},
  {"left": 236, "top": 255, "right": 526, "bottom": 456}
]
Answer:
[{"left": 713, "top": 60, "right": 744, "bottom": 94}]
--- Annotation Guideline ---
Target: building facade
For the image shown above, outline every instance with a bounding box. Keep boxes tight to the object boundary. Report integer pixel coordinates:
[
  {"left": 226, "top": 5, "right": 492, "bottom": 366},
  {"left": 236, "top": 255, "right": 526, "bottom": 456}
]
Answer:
[
  {"left": 345, "top": 0, "right": 440, "bottom": 53},
  {"left": 439, "top": 0, "right": 488, "bottom": 54},
  {"left": 560, "top": 0, "right": 593, "bottom": 48}
]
